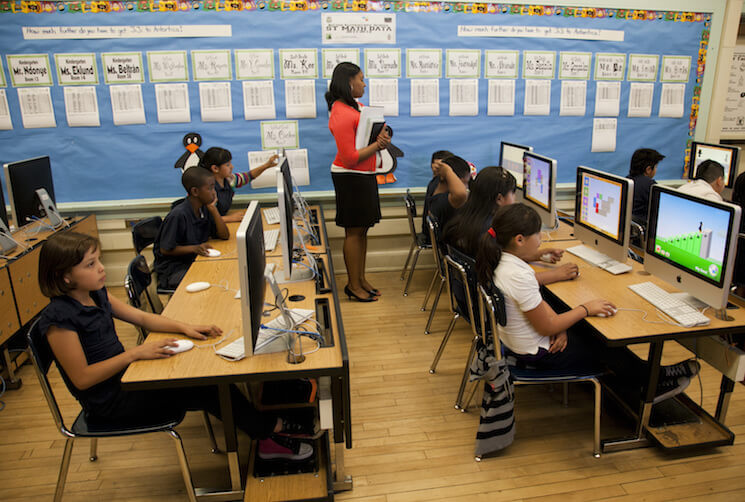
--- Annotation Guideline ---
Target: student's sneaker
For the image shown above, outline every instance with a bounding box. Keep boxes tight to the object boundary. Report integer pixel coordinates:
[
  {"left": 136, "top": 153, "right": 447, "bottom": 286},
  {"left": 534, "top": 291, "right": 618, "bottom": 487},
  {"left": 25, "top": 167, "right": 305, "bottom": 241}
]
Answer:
[
  {"left": 661, "top": 359, "right": 700, "bottom": 379},
  {"left": 276, "top": 416, "right": 322, "bottom": 439},
  {"left": 258, "top": 436, "right": 313, "bottom": 461},
  {"left": 653, "top": 376, "right": 691, "bottom": 404}
]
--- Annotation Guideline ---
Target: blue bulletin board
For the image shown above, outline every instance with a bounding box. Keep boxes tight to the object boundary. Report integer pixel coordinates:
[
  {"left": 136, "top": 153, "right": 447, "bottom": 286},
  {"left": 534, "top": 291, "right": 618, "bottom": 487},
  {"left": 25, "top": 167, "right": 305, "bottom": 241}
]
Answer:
[{"left": 0, "top": 2, "right": 717, "bottom": 204}]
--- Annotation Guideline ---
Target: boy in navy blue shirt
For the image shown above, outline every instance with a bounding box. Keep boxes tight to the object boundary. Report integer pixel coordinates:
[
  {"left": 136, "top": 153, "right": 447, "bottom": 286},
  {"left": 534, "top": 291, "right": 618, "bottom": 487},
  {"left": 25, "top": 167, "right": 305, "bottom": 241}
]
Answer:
[
  {"left": 422, "top": 150, "right": 454, "bottom": 243},
  {"left": 154, "top": 168, "right": 229, "bottom": 290}
]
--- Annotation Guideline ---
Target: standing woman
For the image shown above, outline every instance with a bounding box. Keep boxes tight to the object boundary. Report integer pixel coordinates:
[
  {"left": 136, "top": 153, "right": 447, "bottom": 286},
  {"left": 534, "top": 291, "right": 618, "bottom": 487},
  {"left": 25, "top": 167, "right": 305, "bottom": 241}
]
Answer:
[{"left": 326, "top": 62, "right": 391, "bottom": 302}]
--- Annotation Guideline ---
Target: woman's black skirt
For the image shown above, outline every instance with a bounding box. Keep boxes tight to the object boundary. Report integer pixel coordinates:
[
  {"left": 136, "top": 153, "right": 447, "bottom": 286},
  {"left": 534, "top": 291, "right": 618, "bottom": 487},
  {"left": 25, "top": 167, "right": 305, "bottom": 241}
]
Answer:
[{"left": 331, "top": 171, "right": 381, "bottom": 228}]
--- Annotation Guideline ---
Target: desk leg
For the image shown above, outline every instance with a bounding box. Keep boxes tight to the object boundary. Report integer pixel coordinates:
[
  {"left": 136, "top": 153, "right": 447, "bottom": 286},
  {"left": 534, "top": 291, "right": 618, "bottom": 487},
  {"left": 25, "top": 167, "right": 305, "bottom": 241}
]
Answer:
[
  {"left": 715, "top": 375, "right": 735, "bottom": 423},
  {"left": 218, "top": 384, "right": 242, "bottom": 492},
  {"left": 331, "top": 375, "right": 353, "bottom": 493},
  {"left": 601, "top": 342, "right": 662, "bottom": 453}
]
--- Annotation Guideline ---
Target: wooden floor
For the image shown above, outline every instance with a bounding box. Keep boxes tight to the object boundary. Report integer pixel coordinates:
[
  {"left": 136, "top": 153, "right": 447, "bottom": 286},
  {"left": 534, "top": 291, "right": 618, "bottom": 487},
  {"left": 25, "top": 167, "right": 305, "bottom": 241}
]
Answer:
[{"left": 2, "top": 269, "right": 745, "bottom": 501}]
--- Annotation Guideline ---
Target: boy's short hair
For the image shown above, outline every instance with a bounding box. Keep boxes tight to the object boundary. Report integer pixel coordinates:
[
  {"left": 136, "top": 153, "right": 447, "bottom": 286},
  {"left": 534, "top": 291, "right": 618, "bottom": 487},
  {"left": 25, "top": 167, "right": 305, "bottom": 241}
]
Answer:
[
  {"left": 628, "top": 148, "right": 665, "bottom": 177},
  {"left": 38, "top": 231, "right": 100, "bottom": 298},
  {"left": 443, "top": 155, "right": 471, "bottom": 179},
  {"left": 431, "top": 150, "right": 454, "bottom": 164},
  {"left": 696, "top": 159, "right": 725, "bottom": 183},
  {"left": 182, "top": 166, "right": 213, "bottom": 193}
]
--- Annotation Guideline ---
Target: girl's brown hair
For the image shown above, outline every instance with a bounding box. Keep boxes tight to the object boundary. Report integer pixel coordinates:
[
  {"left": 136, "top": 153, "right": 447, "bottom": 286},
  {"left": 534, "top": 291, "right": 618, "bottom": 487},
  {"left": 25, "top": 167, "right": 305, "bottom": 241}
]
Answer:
[{"left": 38, "top": 231, "right": 100, "bottom": 298}]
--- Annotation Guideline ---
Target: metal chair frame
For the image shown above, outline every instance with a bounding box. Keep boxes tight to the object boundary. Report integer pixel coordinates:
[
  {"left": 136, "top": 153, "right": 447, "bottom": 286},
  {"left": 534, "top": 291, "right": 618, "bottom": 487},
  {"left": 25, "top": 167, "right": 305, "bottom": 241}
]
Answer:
[
  {"left": 401, "top": 189, "right": 432, "bottom": 296},
  {"left": 422, "top": 214, "right": 447, "bottom": 334}
]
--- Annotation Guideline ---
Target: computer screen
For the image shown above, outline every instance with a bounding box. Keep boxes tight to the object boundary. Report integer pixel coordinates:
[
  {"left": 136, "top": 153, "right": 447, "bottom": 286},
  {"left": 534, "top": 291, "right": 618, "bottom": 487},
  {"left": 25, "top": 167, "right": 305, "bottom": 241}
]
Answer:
[
  {"left": 499, "top": 141, "right": 532, "bottom": 189},
  {"left": 0, "top": 177, "right": 8, "bottom": 228},
  {"left": 522, "top": 151, "right": 556, "bottom": 229},
  {"left": 688, "top": 142, "right": 740, "bottom": 188},
  {"left": 574, "top": 166, "right": 632, "bottom": 263},
  {"left": 280, "top": 153, "right": 318, "bottom": 243},
  {"left": 237, "top": 200, "right": 267, "bottom": 357},
  {"left": 645, "top": 185, "right": 741, "bottom": 309},
  {"left": 276, "top": 167, "right": 313, "bottom": 283},
  {"left": 3, "top": 155, "right": 55, "bottom": 229}
]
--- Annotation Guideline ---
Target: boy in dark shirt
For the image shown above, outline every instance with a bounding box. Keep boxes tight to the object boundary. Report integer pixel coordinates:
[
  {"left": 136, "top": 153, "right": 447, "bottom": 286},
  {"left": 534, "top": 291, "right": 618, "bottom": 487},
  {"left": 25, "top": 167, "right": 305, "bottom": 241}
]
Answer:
[
  {"left": 428, "top": 155, "right": 471, "bottom": 233},
  {"left": 627, "top": 148, "right": 665, "bottom": 225},
  {"left": 422, "top": 150, "right": 455, "bottom": 242},
  {"left": 154, "top": 167, "right": 229, "bottom": 290}
]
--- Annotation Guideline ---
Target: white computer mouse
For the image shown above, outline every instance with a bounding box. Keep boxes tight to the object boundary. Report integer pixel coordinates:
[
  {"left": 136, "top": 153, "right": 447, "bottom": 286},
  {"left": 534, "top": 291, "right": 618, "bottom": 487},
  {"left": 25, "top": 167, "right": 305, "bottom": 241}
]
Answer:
[
  {"left": 540, "top": 253, "right": 554, "bottom": 263},
  {"left": 596, "top": 308, "right": 618, "bottom": 318},
  {"left": 168, "top": 339, "right": 194, "bottom": 354},
  {"left": 206, "top": 248, "right": 221, "bottom": 257},
  {"left": 185, "top": 281, "right": 211, "bottom": 293}
]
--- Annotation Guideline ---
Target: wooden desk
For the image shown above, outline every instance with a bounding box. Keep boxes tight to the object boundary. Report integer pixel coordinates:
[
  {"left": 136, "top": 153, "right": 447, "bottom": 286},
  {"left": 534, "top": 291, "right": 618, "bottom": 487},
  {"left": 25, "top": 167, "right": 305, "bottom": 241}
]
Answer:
[
  {"left": 534, "top": 239, "right": 745, "bottom": 452},
  {"left": 542, "top": 218, "right": 576, "bottom": 243}
]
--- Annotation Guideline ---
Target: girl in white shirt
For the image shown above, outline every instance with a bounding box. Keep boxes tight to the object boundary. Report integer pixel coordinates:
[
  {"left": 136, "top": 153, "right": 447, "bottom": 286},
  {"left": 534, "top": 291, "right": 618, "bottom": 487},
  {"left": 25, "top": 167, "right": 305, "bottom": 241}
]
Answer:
[{"left": 475, "top": 203, "right": 699, "bottom": 403}]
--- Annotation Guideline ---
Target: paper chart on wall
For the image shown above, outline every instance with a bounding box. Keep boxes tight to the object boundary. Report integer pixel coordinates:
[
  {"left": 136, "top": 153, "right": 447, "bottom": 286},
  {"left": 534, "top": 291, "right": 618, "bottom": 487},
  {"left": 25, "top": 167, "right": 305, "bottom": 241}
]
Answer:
[
  {"left": 279, "top": 49, "right": 318, "bottom": 79},
  {"left": 523, "top": 79, "right": 550, "bottom": 115},
  {"left": 199, "top": 82, "right": 232, "bottom": 122},
  {"left": 18, "top": 87, "right": 56, "bottom": 128},
  {"left": 147, "top": 51, "right": 188, "bottom": 82},
  {"left": 410, "top": 79, "right": 439, "bottom": 116},
  {"left": 101, "top": 52, "right": 144, "bottom": 84},
  {"left": 487, "top": 79, "right": 515, "bottom": 116},
  {"left": 322, "top": 48, "right": 360, "bottom": 79},
  {"left": 0, "top": 89, "right": 12, "bottom": 130},
  {"left": 594, "top": 53, "right": 625, "bottom": 81},
  {"left": 235, "top": 49, "right": 274, "bottom": 80},
  {"left": 365, "top": 48, "right": 401, "bottom": 78},
  {"left": 109, "top": 84, "right": 145, "bottom": 125},
  {"left": 406, "top": 49, "right": 442, "bottom": 78},
  {"left": 55, "top": 53, "right": 98, "bottom": 85},
  {"left": 659, "top": 83, "right": 685, "bottom": 118},
  {"left": 591, "top": 118, "right": 616, "bottom": 152},
  {"left": 285, "top": 80, "right": 316, "bottom": 119},
  {"left": 485, "top": 51, "right": 519, "bottom": 79},
  {"left": 661, "top": 56, "right": 691, "bottom": 83},
  {"left": 559, "top": 80, "right": 586, "bottom": 116},
  {"left": 446, "top": 50, "right": 480, "bottom": 79},
  {"left": 449, "top": 79, "right": 478, "bottom": 116},
  {"left": 559, "top": 52, "right": 591, "bottom": 80},
  {"left": 155, "top": 83, "right": 190, "bottom": 123},
  {"left": 594, "top": 81, "right": 620, "bottom": 116},
  {"left": 243, "top": 80, "right": 276, "bottom": 120},
  {"left": 260, "top": 120, "right": 299, "bottom": 150},
  {"left": 63, "top": 86, "right": 100, "bottom": 126},
  {"left": 285, "top": 148, "right": 311, "bottom": 186},
  {"left": 628, "top": 54, "right": 659, "bottom": 82},
  {"left": 7, "top": 54, "right": 53, "bottom": 87},
  {"left": 368, "top": 78, "right": 399, "bottom": 116},
  {"left": 628, "top": 82, "right": 654, "bottom": 117},
  {"left": 248, "top": 149, "right": 279, "bottom": 189},
  {"left": 523, "top": 51, "right": 555, "bottom": 79},
  {"left": 192, "top": 50, "right": 232, "bottom": 81}
]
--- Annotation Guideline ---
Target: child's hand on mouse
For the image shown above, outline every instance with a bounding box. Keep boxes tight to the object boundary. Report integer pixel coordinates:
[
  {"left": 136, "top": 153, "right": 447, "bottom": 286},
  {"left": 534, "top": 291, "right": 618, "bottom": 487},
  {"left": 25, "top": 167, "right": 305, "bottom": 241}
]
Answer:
[
  {"left": 555, "top": 263, "right": 579, "bottom": 281},
  {"left": 540, "top": 248, "right": 564, "bottom": 263},
  {"left": 133, "top": 339, "right": 178, "bottom": 360},
  {"left": 183, "top": 324, "right": 222, "bottom": 340},
  {"left": 195, "top": 243, "right": 213, "bottom": 256},
  {"left": 582, "top": 299, "right": 617, "bottom": 317}
]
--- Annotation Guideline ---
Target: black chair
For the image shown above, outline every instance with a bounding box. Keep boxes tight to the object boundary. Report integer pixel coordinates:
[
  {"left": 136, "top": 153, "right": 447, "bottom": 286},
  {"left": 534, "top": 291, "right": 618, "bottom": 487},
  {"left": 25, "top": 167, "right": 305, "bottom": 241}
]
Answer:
[
  {"left": 26, "top": 319, "right": 200, "bottom": 502},
  {"left": 130, "top": 216, "right": 162, "bottom": 255},
  {"left": 171, "top": 197, "right": 186, "bottom": 210},
  {"left": 476, "top": 282, "right": 602, "bottom": 457},
  {"left": 401, "top": 189, "right": 432, "bottom": 296},
  {"left": 422, "top": 214, "right": 446, "bottom": 335}
]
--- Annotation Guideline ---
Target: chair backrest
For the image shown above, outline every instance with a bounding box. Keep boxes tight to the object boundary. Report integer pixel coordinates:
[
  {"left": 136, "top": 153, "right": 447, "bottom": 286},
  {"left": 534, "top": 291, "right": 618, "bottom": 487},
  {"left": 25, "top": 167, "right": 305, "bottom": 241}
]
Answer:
[
  {"left": 426, "top": 214, "right": 445, "bottom": 278},
  {"left": 131, "top": 216, "right": 163, "bottom": 255},
  {"left": 171, "top": 197, "right": 186, "bottom": 210},
  {"left": 26, "top": 319, "right": 70, "bottom": 434},
  {"left": 403, "top": 189, "right": 418, "bottom": 239},
  {"left": 478, "top": 282, "right": 507, "bottom": 361},
  {"left": 126, "top": 255, "right": 163, "bottom": 314},
  {"left": 444, "top": 245, "right": 480, "bottom": 338}
]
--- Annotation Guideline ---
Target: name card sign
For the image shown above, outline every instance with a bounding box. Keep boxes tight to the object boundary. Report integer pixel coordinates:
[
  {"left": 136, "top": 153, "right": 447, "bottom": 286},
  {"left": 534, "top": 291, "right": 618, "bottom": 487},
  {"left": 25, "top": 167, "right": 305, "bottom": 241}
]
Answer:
[
  {"left": 364, "top": 48, "right": 401, "bottom": 78},
  {"left": 7, "top": 54, "right": 53, "bottom": 86},
  {"left": 628, "top": 54, "right": 659, "bottom": 82},
  {"left": 595, "top": 53, "right": 626, "bottom": 81},
  {"left": 147, "top": 51, "right": 188, "bottom": 82},
  {"left": 235, "top": 49, "right": 274, "bottom": 80},
  {"left": 322, "top": 13, "right": 396, "bottom": 45},
  {"left": 101, "top": 52, "right": 144, "bottom": 84},
  {"left": 485, "top": 50, "right": 519, "bottom": 79},
  {"left": 280, "top": 49, "right": 318, "bottom": 79},
  {"left": 523, "top": 51, "right": 555, "bottom": 79},
  {"left": 322, "top": 48, "right": 360, "bottom": 79},
  {"left": 192, "top": 50, "right": 232, "bottom": 81},
  {"left": 407, "top": 49, "right": 442, "bottom": 78},
  {"left": 559, "top": 52, "right": 591, "bottom": 80},
  {"left": 261, "top": 120, "right": 299, "bottom": 150},
  {"left": 446, "top": 49, "right": 480, "bottom": 79},
  {"left": 55, "top": 53, "right": 98, "bottom": 85},
  {"left": 661, "top": 55, "right": 691, "bottom": 83}
]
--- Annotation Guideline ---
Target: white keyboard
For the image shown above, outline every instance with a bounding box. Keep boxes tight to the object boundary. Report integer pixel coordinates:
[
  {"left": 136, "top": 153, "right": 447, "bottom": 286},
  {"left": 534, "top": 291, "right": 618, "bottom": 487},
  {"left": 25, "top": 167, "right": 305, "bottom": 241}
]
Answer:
[
  {"left": 566, "top": 245, "right": 632, "bottom": 275},
  {"left": 263, "top": 206, "right": 280, "bottom": 225},
  {"left": 264, "top": 229, "right": 279, "bottom": 252},
  {"left": 215, "top": 308, "right": 315, "bottom": 360},
  {"left": 627, "top": 281, "right": 711, "bottom": 327}
]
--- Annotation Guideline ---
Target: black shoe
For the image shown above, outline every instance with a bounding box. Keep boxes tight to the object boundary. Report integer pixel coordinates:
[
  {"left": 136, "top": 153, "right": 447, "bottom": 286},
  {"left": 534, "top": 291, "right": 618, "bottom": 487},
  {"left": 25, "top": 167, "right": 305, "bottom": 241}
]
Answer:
[
  {"left": 653, "top": 376, "right": 691, "bottom": 404},
  {"left": 276, "top": 416, "right": 322, "bottom": 439},
  {"left": 661, "top": 359, "right": 700, "bottom": 379},
  {"left": 344, "top": 285, "right": 377, "bottom": 302},
  {"left": 366, "top": 288, "right": 381, "bottom": 296}
]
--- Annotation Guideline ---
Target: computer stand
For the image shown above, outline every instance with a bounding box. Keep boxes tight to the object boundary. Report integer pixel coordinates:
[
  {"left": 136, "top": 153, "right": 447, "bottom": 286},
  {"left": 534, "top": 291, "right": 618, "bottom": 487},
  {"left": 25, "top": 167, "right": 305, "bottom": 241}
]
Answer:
[
  {"left": 276, "top": 265, "right": 315, "bottom": 284},
  {"left": 715, "top": 308, "right": 735, "bottom": 322}
]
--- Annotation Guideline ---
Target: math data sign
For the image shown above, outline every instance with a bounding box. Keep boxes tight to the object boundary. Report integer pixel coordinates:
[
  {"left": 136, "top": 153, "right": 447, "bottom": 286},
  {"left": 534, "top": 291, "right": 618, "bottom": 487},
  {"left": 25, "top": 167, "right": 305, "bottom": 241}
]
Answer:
[{"left": 322, "top": 13, "right": 396, "bottom": 45}]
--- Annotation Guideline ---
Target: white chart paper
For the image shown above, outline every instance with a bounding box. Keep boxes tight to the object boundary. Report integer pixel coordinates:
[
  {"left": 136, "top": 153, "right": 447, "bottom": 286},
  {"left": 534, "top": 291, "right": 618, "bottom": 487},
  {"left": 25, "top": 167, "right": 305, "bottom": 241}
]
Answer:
[
  {"left": 594, "top": 53, "right": 626, "bottom": 81},
  {"left": 368, "top": 78, "right": 399, "bottom": 116},
  {"left": 410, "top": 79, "right": 439, "bottom": 116},
  {"left": 109, "top": 84, "right": 145, "bottom": 125},
  {"left": 449, "top": 79, "right": 478, "bottom": 116},
  {"left": 192, "top": 50, "right": 232, "bottom": 81},
  {"left": 322, "top": 48, "right": 360, "bottom": 79},
  {"left": 248, "top": 149, "right": 279, "bottom": 189},
  {"left": 147, "top": 51, "right": 188, "bottom": 82},
  {"left": 407, "top": 49, "right": 442, "bottom": 78},
  {"left": 661, "top": 55, "right": 691, "bottom": 83},
  {"left": 485, "top": 50, "right": 519, "bottom": 79},
  {"left": 199, "top": 82, "right": 232, "bottom": 122},
  {"left": 559, "top": 80, "right": 586, "bottom": 116},
  {"left": 487, "top": 79, "right": 515, "bottom": 116},
  {"left": 7, "top": 54, "right": 53, "bottom": 86},
  {"left": 628, "top": 54, "right": 659, "bottom": 82},
  {"left": 285, "top": 148, "right": 311, "bottom": 186},
  {"left": 591, "top": 118, "right": 617, "bottom": 152},
  {"left": 260, "top": 120, "right": 299, "bottom": 150},
  {"left": 523, "top": 79, "right": 551, "bottom": 115},
  {"left": 155, "top": 83, "right": 190, "bottom": 123},
  {"left": 285, "top": 80, "right": 316, "bottom": 119},
  {"left": 101, "top": 52, "right": 144, "bottom": 84},
  {"left": 523, "top": 51, "right": 555, "bottom": 79},
  {"left": 279, "top": 49, "right": 318, "bottom": 79},
  {"left": 235, "top": 49, "right": 274, "bottom": 80},
  {"left": 627, "top": 82, "right": 654, "bottom": 117},
  {"left": 55, "top": 53, "right": 98, "bottom": 85},
  {"left": 659, "top": 83, "right": 685, "bottom": 118},
  {"left": 0, "top": 90, "right": 12, "bottom": 130},
  {"left": 63, "top": 86, "right": 100, "bottom": 126},
  {"left": 365, "top": 48, "right": 401, "bottom": 78},
  {"left": 559, "top": 52, "right": 591, "bottom": 80},
  {"left": 446, "top": 50, "right": 481, "bottom": 79},
  {"left": 594, "top": 81, "right": 620, "bottom": 116},
  {"left": 18, "top": 87, "right": 56, "bottom": 128},
  {"left": 243, "top": 80, "right": 276, "bottom": 120}
]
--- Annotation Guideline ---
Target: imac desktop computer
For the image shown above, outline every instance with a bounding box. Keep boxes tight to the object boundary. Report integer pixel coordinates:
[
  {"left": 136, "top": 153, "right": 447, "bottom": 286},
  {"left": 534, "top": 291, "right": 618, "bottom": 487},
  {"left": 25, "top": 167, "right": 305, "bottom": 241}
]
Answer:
[
  {"left": 236, "top": 200, "right": 267, "bottom": 357},
  {"left": 522, "top": 151, "right": 557, "bottom": 230},
  {"left": 688, "top": 141, "right": 740, "bottom": 189},
  {"left": 279, "top": 155, "right": 318, "bottom": 244},
  {"left": 567, "top": 166, "right": 634, "bottom": 274},
  {"left": 499, "top": 141, "right": 532, "bottom": 191},
  {"left": 276, "top": 169, "right": 315, "bottom": 284},
  {"left": 3, "top": 155, "right": 63, "bottom": 229},
  {"left": 639, "top": 185, "right": 741, "bottom": 320}
]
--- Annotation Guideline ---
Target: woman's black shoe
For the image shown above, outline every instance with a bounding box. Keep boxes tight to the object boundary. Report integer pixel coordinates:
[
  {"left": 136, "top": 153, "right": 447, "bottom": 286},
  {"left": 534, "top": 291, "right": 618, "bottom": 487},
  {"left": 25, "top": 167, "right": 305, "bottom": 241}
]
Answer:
[
  {"left": 344, "top": 285, "right": 377, "bottom": 302},
  {"left": 366, "top": 288, "right": 381, "bottom": 296}
]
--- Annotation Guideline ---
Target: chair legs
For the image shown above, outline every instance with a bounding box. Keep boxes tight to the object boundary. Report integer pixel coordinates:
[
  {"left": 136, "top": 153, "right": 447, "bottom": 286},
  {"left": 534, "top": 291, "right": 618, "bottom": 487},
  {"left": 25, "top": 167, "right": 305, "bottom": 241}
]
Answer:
[
  {"left": 455, "top": 337, "right": 479, "bottom": 411},
  {"left": 400, "top": 241, "right": 416, "bottom": 281},
  {"left": 167, "top": 429, "right": 199, "bottom": 502},
  {"left": 89, "top": 438, "right": 98, "bottom": 461},
  {"left": 201, "top": 411, "right": 220, "bottom": 454},
  {"left": 429, "top": 313, "right": 458, "bottom": 373},
  {"left": 54, "top": 438, "right": 75, "bottom": 502},
  {"left": 402, "top": 248, "right": 422, "bottom": 297},
  {"left": 424, "top": 280, "right": 445, "bottom": 335},
  {"left": 421, "top": 270, "right": 439, "bottom": 311},
  {"left": 591, "top": 378, "right": 601, "bottom": 458}
]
